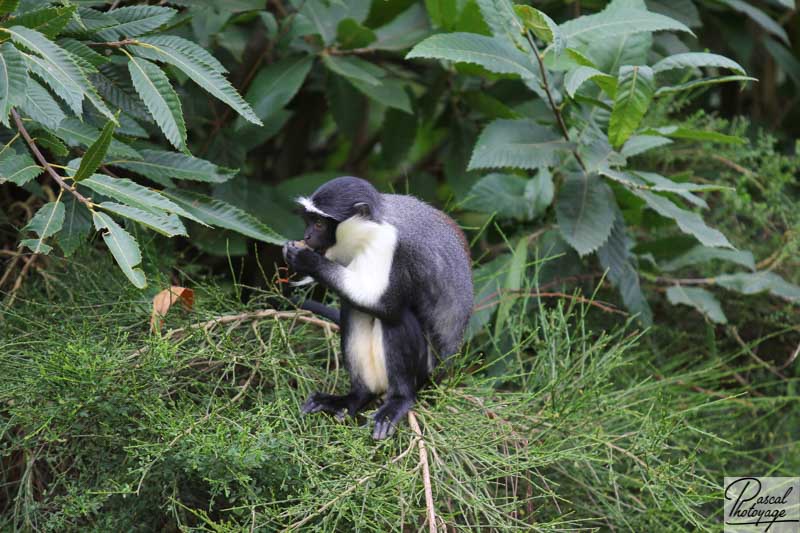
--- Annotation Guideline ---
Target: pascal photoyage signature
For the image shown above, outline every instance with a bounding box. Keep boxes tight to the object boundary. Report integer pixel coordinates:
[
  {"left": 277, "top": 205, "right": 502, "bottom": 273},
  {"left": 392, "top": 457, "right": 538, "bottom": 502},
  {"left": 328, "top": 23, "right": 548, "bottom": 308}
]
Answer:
[{"left": 725, "top": 477, "right": 798, "bottom": 531}]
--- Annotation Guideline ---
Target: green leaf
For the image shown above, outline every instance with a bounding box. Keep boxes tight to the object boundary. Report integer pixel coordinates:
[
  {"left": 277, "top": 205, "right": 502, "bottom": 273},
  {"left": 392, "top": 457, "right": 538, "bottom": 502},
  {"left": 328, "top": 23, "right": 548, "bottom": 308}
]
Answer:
[
  {"left": 634, "top": 171, "right": 728, "bottom": 207},
  {"left": 764, "top": 38, "right": 800, "bottom": 87},
  {"left": 56, "top": 118, "right": 140, "bottom": 159},
  {"left": 597, "top": 213, "right": 652, "bottom": 324},
  {"left": 58, "top": 37, "right": 108, "bottom": 68},
  {"left": 336, "top": 18, "right": 376, "bottom": 49},
  {"left": 80, "top": 174, "right": 204, "bottom": 224},
  {"left": 425, "top": 0, "right": 459, "bottom": 30},
  {"left": 406, "top": 32, "right": 538, "bottom": 81},
  {"left": 127, "top": 56, "right": 186, "bottom": 151},
  {"left": 645, "top": 126, "right": 746, "bottom": 145},
  {"left": 92, "top": 211, "right": 147, "bottom": 288},
  {"left": 715, "top": 272, "right": 800, "bottom": 302},
  {"left": 468, "top": 119, "right": 567, "bottom": 170},
  {"left": 22, "top": 200, "right": 65, "bottom": 254},
  {"left": 661, "top": 245, "right": 755, "bottom": 272},
  {"left": 652, "top": 52, "right": 746, "bottom": 75},
  {"left": 525, "top": 168, "right": 554, "bottom": 219},
  {"left": 370, "top": 4, "right": 430, "bottom": 51},
  {"left": 98, "top": 201, "right": 187, "bottom": 237},
  {"left": 666, "top": 286, "right": 727, "bottom": 324},
  {"left": 550, "top": 6, "right": 692, "bottom": 56},
  {"left": 111, "top": 149, "right": 236, "bottom": 184},
  {"left": 464, "top": 173, "right": 535, "bottom": 220},
  {"left": 238, "top": 55, "right": 313, "bottom": 127},
  {"left": 381, "top": 108, "right": 417, "bottom": 168},
  {"left": 494, "top": 236, "right": 527, "bottom": 337},
  {"left": 132, "top": 35, "right": 227, "bottom": 74},
  {"left": 620, "top": 134, "right": 672, "bottom": 157},
  {"left": 321, "top": 53, "right": 383, "bottom": 86},
  {"left": 73, "top": 117, "right": 116, "bottom": 182},
  {"left": 655, "top": 75, "right": 756, "bottom": 96},
  {"left": 349, "top": 76, "right": 412, "bottom": 114},
  {"left": 19, "top": 78, "right": 66, "bottom": 130},
  {"left": 720, "top": 0, "right": 788, "bottom": 44},
  {"left": 608, "top": 65, "right": 654, "bottom": 149},
  {"left": 564, "top": 66, "right": 617, "bottom": 98},
  {"left": 9, "top": 5, "right": 76, "bottom": 38},
  {"left": 130, "top": 37, "right": 261, "bottom": 125},
  {"left": 4, "top": 26, "right": 115, "bottom": 121},
  {"left": 476, "top": 0, "right": 527, "bottom": 51},
  {"left": 556, "top": 172, "right": 616, "bottom": 256},
  {"left": 633, "top": 190, "right": 732, "bottom": 248},
  {"left": 96, "top": 6, "right": 176, "bottom": 41},
  {"left": 0, "top": 0, "right": 18, "bottom": 16},
  {"left": 514, "top": 5, "right": 564, "bottom": 56},
  {"left": 0, "top": 42, "right": 29, "bottom": 127},
  {"left": 19, "top": 239, "right": 51, "bottom": 255},
  {"left": 467, "top": 253, "right": 508, "bottom": 339},
  {"left": 161, "top": 189, "right": 285, "bottom": 244},
  {"left": 0, "top": 152, "right": 41, "bottom": 186},
  {"left": 57, "top": 195, "right": 91, "bottom": 256}
]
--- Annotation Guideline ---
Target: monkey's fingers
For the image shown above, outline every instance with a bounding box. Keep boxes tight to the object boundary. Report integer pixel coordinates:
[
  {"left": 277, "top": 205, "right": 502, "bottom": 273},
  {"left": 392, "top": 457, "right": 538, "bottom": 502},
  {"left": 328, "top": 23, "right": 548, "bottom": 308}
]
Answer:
[{"left": 372, "top": 418, "right": 397, "bottom": 440}]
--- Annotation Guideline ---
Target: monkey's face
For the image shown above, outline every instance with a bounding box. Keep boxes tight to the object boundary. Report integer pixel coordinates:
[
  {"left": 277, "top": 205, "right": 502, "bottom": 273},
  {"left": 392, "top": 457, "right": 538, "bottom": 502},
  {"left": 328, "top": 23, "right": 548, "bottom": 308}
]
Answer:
[{"left": 302, "top": 214, "right": 337, "bottom": 252}]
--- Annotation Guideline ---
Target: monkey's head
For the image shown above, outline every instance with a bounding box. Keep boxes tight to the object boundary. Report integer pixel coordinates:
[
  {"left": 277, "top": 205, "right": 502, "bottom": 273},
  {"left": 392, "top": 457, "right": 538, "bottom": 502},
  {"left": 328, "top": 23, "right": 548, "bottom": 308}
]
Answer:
[{"left": 295, "top": 176, "right": 382, "bottom": 252}]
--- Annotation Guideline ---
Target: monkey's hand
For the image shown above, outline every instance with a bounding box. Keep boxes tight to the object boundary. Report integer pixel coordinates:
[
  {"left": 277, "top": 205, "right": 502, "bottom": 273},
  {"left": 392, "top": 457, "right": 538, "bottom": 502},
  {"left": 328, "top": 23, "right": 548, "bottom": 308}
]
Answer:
[{"left": 283, "top": 240, "right": 322, "bottom": 276}]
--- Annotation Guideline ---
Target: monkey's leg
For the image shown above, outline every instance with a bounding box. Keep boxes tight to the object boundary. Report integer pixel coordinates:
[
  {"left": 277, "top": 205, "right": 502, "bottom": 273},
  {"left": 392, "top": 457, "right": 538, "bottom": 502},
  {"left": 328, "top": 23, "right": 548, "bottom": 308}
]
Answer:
[
  {"left": 372, "top": 310, "right": 428, "bottom": 440},
  {"left": 300, "top": 386, "right": 374, "bottom": 420}
]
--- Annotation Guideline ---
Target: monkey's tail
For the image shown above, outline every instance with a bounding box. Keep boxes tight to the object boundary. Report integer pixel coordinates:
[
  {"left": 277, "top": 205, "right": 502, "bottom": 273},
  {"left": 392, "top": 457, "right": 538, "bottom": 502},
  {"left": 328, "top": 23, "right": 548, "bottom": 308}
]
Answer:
[{"left": 295, "top": 298, "right": 341, "bottom": 325}]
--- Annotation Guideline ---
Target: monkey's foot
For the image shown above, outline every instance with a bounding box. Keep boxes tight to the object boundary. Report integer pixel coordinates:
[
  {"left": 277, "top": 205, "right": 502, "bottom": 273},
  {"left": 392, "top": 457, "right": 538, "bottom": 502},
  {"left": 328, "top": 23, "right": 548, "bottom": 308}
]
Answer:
[
  {"left": 371, "top": 396, "right": 414, "bottom": 440},
  {"left": 301, "top": 392, "right": 373, "bottom": 420}
]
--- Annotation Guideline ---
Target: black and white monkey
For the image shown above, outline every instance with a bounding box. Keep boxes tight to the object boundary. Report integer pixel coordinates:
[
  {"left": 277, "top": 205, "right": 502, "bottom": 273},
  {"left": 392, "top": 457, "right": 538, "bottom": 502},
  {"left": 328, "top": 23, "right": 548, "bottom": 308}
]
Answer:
[{"left": 283, "top": 176, "right": 473, "bottom": 439}]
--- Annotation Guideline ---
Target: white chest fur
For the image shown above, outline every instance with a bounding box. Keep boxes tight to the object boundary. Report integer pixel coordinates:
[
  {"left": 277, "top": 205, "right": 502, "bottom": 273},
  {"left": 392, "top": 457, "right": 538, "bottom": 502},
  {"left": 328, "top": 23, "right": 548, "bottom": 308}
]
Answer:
[
  {"left": 346, "top": 310, "right": 388, "bottom": 393},
  {"left": 325, "top": 217, "right": 397, "bottom": 307}
]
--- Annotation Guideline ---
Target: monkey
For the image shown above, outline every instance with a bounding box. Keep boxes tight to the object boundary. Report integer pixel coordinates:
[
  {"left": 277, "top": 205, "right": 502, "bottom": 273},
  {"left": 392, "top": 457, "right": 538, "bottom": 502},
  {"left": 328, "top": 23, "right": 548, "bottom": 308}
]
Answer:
[{"left": 283, "top": 176, "right": 473, "bottom": 439}]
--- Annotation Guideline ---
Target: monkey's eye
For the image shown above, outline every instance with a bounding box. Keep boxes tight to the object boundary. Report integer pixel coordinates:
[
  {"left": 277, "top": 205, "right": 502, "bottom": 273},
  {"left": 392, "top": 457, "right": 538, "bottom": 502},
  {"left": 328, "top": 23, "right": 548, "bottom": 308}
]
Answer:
[{"left": 314, "top": 221, "right": 324, "bottom": 230}]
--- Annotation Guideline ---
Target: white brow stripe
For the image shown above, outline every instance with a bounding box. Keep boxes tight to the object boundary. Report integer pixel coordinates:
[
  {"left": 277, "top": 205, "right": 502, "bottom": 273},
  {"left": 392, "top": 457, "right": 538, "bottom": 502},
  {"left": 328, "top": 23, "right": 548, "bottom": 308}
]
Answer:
[{"left": 297, "top": 196, "right": 332, "bottom": 218}]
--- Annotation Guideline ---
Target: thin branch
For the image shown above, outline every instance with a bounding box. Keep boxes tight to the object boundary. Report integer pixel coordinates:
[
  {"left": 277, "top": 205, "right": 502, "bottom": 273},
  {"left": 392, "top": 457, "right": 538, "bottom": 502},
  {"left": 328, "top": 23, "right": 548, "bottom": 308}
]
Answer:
[
  {"left": 475, "top": 289, "right": 626, "bottom": 315},
  {"left": 522, "top": 31, "right": 586, "bottom": 171},
  {"left": 408, "top": 411, "right": 437, "bottom": 533},
  {"left": 11, "top": 109, "right": 92, "bottom": 207}
]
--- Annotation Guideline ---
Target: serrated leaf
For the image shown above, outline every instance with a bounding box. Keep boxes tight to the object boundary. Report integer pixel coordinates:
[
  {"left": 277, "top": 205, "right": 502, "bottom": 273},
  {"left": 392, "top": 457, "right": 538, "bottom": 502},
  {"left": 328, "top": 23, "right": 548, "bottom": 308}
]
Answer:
[
  {"left": 56, "top": 118, "right": 139, "bottom": 159},
  {"left": 597, "top": 213, "right": 652, "bottom": 324},
  {"left": 91, "top": 66, "right": 152, "bottom": 123},
  {"left": 130, "top": 37, "right": 260, "bottom": 125},
  {"left": 127, "top": 56, "right": 186, "bottom": 150},
  {"left": 99, "top": 201, "right": 187, "bottom": 237},
  {"left": 634, "top": 190, "right": 732, "bottom": 248},
  {"left": 92, "top": 211, "right": 146, "bottom": 288},
  {"left": 80, "top": 174, "right": 204, "bottom": 225},
  {"left": 652, "top": 52, "right": 746, "bottom": 75},
  {"left": 96, "top": 6, "right": 176, "bottom": 41},
  {"left": 0, "top": 42, "right": 29, "bottom": 127},
  {"left": 9, "top": 5, "right": 76, "bottom": 38},
  {"left": 73, "top": 118, "right": 116, "bottom": 182},
  {"left": 370, "top": 4, "right": 430, "bottom": 51},
  {"left": 19, "top": 78, "right": 66, "bottom": 130},
  {"left": 514, "top": 5, "right": 564, "bottom": 56},
  {"left": 666, "top": 286, "right": 727, "bottom": 323},
  {"left": 655, "top": 75, "right": 756, "bottom": 96},
  {"left": 161, "top": 189, "right": 285, "bottom": 244},
  {"left": 23, "top": 200, "right": 64, "bottom": 254},
  {"left": 23, "top": 51, "right": 83, "bottom": 116},
  {"left": 476, "top": 0, "right": 527, "bottom": 51},
  {"left": 620, "top": 134, "right": 672, "bottom": 157},
  {"left": 464, "top": 173, "right": 533, "bottom": 220},
  {"left": 110, "top": 149, "right": 236, "bottom": 184},
  {"left": 4, "top": 26, "right": 115, "bottom": 121},
  {"left": 63, "top": 7, "right": 119, "bottom": 35},
  {"left": 0, "top": 0, "right": 18, "bottom": 15},
  {"left": 495, "top": 236, "right": 527, "bottom": 336},
  {"left": 58, "top": 195, "right": 91, "bottom": 256},
  {"left": 381, "top": 108, "right": 417, "bottom": 168},
  {"left": 467, "top": 253, "right": 509, "bottom": 339},
  {"left": 132, "top": 35, "right": 227, "bottom": 74},
  {"left": 406, "top": 32, "right": 538, "bottom": 81},
  {"left": 58, "top": 38, "right": 108, "bottom": 68},
  {"left": 661, "top": 245, "right": 755, "bottom": 272},
  {"left": 0, "top": 152, "right": 42, "bottom": 185},
  {"left": 321, "top": 53, "right": 383, "bottom": 86},
  {"left": 468, "top": 119, "right": 567, "bottom": 170},
  {"left": 634, "top": 170, "right": 727, "bottom": 207},
  {"left": 609, "top": 65, "right": 654, "bottom": 149},
  {"left": 19, "top": 239, "right": 52, "bottom": 255},
  {"left": 556, "top": 172, "right": 616, "bottom": 256},
  {"left": 564, "top": 66, "right": 617, "bottom": 98},
  {"left": 238, "top": 55, "right": 312, "bottom": 128},
  {"left": 525, "top": 168, "right": 554, "bottom": 219},
  {"left": 336, "top": 18, "right": 376, "bottom": 49},
  {"left": 715, "top": 272, "right": 800, "bottom": 302},
  {"left": 645, "top": 126, "right": 746, "bottom": 145}
]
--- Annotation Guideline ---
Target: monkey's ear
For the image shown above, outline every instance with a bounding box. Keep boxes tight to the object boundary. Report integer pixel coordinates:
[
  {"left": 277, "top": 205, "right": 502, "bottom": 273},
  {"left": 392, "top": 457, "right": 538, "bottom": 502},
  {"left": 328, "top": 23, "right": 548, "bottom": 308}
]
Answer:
[{"left": 353, "top": 202, "right": 371, "bottom": 218}]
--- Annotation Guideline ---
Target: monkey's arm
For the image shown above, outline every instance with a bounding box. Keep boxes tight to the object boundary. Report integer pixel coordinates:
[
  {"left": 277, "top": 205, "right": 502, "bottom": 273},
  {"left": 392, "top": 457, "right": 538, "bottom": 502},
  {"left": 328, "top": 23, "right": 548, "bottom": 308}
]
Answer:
[
  {"left": 284, "top": 243, "right": 401, "bottom": 322},
  {"left": 296, "top": 298, "right": 340, "bottom": 325}
]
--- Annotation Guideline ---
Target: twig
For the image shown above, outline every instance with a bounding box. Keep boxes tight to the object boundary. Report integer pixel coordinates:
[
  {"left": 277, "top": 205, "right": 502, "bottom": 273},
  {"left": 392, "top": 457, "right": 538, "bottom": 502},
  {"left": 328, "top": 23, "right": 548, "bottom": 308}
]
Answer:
[
  {"left": 11, "top": 109, "right": 92, "bottom": 207},
  {"left": 166, "top": 309, "right": 339, "bottom": 339},
  {"left": 408, "top": 411, "right": 437, "bottom": 533},
  {"left": 727, "top": 325, "right": 786, "bottom": 380},
  {"left": 4, "top": 255, "right": 36, "bottom": 308},
  {"left": 474, "top": 289, "right": 626, "bottom": 315},
  {"left": 779, "top": 340, "right": 800, "bottom": 370}
]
